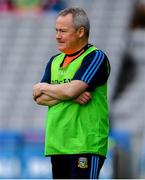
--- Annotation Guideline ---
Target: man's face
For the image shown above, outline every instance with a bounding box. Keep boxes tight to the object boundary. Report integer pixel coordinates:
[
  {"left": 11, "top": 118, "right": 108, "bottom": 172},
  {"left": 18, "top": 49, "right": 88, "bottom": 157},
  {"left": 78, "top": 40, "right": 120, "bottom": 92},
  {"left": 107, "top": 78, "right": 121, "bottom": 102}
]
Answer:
[{"left": 55, "top": 14, "right": 80, "bottom": 54}]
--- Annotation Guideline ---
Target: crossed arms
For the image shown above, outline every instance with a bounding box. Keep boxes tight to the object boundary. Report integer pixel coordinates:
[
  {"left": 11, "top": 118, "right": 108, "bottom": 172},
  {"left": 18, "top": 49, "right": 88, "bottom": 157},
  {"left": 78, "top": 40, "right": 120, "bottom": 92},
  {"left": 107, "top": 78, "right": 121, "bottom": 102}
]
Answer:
[{"left": 33, "top": 80, "right": 92, "bottom": 106}]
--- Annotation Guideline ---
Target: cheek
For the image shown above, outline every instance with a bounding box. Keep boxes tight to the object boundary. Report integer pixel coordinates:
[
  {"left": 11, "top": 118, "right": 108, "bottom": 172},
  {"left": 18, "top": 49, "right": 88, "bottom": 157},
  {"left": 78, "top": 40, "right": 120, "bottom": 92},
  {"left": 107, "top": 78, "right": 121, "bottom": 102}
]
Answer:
[{"left": 66, "top": 34, "right": 77, "bottom": 44}]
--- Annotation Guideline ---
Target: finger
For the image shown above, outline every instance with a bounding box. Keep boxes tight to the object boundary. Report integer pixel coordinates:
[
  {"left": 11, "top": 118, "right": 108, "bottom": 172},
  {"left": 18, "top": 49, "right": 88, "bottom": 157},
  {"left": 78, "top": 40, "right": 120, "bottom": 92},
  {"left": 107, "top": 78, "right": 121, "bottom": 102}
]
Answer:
[
  {"left": 83, "top": 91, "right": 92, "bottom": 98},
  {"left": 79, "top": 94, "right": 90, "bottom": 102},
  {"left": 80, "top": 96, "right": 89, "bottom": 103},
  {"left": 75, "top": 96, "right": 88, "bottom": 104},
  {"left": 76, "top": 99, "right": 86, "bottom": 105},
  {"left": 74, "top": 98, "right": 84, "bottom": 104}
]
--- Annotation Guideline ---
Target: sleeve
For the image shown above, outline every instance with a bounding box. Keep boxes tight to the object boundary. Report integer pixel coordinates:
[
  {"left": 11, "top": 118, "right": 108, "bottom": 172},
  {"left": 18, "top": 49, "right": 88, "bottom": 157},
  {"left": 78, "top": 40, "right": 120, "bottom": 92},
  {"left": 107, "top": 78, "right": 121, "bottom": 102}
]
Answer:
[
  {"left": 72, "top": 50, "right": 111, "bottom": 90},
  {"left": 40, "top": 56, "right": 54, "bottom": 83}
]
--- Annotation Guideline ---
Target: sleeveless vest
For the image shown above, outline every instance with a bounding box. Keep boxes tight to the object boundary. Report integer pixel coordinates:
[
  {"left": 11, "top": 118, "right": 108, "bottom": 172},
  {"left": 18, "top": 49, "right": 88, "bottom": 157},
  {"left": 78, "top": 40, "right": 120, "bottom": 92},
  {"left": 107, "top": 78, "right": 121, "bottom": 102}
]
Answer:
[{"left": 45, "top": 46, "right": 109, "bottom": 156}]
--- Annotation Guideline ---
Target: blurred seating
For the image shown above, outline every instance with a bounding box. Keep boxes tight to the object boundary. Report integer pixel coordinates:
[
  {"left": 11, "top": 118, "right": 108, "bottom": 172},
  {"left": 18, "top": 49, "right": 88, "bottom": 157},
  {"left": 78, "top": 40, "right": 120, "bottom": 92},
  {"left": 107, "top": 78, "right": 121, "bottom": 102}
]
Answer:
[
  {"left": 111, "top": 0, "right": 145, "bottom": 178},
  {"left": 0, "top": 0, "right": 136, "bottom": 130},
  {"left": 0, "top": 0, "right": 139, "bottom": 178}
]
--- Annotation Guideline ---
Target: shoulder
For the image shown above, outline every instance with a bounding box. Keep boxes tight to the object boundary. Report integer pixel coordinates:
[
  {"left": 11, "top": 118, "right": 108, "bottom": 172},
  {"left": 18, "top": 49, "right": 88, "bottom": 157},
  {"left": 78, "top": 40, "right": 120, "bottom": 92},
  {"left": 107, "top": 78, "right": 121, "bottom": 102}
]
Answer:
[
  {"left": 73, "top": 47, "right": 110, "bottom": 88},
  {"left": 50, "top": 53, "right": 61, "bottom": 61},
  {"left": 85, "top": 48, "right": 109, "bottom": 61},
  {"left": 46, "top": 53, "right": 61, "bottom": 66},
  {"left": 81, "top": 48, "right": 111, "bottom": 79},
  {"left": 82, "top": 48, "right": 110, "bottom": 69}
]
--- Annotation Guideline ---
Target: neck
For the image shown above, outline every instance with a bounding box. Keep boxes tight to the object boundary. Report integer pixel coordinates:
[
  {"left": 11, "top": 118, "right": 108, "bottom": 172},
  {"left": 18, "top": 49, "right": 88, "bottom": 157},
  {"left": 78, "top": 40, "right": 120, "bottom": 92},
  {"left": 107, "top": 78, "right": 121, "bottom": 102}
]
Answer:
[
  {"left": 66, "top": 43, "right": 89, "bottom": 56},
  {"left": 66, "top": 39, "right": 88, "bottom": 54}
]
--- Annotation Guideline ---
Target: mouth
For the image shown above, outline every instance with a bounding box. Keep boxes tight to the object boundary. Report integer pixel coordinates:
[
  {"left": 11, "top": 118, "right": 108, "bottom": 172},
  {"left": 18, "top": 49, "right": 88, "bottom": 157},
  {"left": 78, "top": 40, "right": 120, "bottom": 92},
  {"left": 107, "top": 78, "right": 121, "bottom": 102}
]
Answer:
[
  {"left": 57, "top": 42, "right": 65, "bottom": 47},
  {"left": 57, "top": 41, "right": 64, "bottom": 44}
]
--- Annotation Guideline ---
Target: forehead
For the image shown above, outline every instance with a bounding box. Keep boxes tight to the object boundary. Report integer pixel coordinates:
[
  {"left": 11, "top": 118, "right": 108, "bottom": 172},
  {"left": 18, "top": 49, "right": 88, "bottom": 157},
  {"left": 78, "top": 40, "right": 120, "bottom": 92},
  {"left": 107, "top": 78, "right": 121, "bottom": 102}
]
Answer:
[{"left": 56, "top": 14, "right": 74, "bottom": 27}]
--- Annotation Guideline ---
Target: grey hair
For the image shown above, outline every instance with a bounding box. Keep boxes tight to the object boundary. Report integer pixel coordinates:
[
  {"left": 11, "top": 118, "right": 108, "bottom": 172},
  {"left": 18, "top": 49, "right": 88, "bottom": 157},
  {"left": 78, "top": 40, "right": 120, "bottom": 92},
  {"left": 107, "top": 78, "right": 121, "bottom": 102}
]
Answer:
[{"left": 58, "top": 7, "right": 90, "bottom": 38}]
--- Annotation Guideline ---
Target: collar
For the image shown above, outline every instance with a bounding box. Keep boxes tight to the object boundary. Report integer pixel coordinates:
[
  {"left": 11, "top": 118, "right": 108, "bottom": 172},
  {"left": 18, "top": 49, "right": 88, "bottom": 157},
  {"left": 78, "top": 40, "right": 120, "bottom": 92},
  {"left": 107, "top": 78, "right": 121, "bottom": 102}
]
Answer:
[{"left": 66, "top": 44, "right": 92, "bottom": 57}]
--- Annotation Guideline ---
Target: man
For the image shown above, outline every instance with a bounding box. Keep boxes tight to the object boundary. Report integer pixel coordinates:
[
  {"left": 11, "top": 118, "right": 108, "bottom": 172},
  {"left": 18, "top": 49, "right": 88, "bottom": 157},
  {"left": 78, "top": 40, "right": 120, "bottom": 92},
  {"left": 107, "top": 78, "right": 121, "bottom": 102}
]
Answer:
[{"left": 33, "top": 7, "right": 110, "bottom": 179}]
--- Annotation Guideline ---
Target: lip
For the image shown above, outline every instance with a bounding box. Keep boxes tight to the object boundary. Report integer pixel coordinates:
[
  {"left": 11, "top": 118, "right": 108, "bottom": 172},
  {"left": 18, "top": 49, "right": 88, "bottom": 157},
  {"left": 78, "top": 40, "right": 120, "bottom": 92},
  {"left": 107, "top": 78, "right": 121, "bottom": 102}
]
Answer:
[
  {"left": 57, "top": 42, "right": 65, "bottom": 46},
  {"left": 57, "top": 41, "right": 65, "bottom": 44}
]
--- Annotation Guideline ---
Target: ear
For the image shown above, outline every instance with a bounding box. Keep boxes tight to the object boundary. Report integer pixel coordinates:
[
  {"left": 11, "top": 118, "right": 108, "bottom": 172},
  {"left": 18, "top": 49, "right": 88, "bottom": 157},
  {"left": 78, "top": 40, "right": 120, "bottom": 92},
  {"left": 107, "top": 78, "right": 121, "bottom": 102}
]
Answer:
[{"left": 77, "top": 27, "right": 85, "bottom": 38}]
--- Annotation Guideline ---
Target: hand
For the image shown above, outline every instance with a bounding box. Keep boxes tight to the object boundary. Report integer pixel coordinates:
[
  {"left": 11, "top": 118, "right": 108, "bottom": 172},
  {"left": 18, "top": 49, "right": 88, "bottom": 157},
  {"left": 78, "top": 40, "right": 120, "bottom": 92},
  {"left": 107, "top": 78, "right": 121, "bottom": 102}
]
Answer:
[
  {"left": 74, "top": 91, "right": 92, "bottom": 105},
  {"left": 33, "top": 83, "right": 44, "bottom": 101},
  {"left": 35, "top": 94, "right": 60, "bottom": 106}
]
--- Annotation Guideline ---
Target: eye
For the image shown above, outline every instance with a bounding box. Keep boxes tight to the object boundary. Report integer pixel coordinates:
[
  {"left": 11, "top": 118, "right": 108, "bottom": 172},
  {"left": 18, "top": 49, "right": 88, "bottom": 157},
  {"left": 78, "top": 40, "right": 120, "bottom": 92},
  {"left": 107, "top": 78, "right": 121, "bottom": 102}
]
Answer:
[
  {"left": 55, "top": 29, "right": 67, "bottom": 34},
  {"left": 60, "top": 29, "right": 67, "bottom": 33}
]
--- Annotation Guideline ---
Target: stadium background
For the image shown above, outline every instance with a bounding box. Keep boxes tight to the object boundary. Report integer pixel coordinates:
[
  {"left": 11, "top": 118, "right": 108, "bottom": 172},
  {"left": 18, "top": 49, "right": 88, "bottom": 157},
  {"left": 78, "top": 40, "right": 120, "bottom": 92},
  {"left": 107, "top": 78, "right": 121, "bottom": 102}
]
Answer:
[{"left": 0, "top": 0, "right": 145, "bottom": 178}]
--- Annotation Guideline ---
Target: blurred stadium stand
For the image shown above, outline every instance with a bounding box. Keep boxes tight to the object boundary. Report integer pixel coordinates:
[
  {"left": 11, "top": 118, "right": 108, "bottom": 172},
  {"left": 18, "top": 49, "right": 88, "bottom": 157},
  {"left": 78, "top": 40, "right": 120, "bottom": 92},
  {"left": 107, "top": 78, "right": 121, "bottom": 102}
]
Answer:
[
  {"left": 0, "top": 0, "right": 135, "bottom": 130},
  {"left": 1, "top": 0, "right": 144, "bottom": 179},
  {"left": 0, "top": 12, "right": 57, "bottom": 130}
]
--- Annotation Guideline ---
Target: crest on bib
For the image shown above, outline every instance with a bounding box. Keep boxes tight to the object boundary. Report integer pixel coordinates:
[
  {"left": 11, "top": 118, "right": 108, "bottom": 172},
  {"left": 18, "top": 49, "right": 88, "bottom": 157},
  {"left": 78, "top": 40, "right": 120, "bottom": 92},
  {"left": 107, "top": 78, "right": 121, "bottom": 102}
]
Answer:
[{"left": 78, "top": 157, "right": 88, "bottom": 168}]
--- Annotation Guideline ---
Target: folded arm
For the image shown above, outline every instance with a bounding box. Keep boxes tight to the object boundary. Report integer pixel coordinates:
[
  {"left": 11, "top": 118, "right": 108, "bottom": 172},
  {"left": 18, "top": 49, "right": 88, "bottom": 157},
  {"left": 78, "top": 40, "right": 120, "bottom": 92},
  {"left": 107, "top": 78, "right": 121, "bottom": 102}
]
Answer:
[
  {"left": 34, "top": 94, "right": 60, "bottom": 106},
  {"left": 33, "top": 80, "right": 91, "bottom": 106}
]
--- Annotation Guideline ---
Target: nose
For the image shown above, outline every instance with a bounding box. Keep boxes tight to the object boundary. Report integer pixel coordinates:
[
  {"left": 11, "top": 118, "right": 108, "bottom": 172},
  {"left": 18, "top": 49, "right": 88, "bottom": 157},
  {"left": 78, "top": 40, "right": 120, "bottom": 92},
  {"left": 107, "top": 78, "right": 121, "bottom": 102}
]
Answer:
[{"left": 56, "top": 31, "right": 62, "bottom": 39}]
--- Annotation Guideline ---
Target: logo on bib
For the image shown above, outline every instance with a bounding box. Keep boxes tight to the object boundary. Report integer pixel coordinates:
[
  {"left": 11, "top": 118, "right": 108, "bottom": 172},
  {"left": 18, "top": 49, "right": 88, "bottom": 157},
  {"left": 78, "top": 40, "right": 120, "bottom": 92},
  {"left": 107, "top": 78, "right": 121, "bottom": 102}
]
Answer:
[{"left": 78, "top": 157, "right": 88, "bottom": 168}]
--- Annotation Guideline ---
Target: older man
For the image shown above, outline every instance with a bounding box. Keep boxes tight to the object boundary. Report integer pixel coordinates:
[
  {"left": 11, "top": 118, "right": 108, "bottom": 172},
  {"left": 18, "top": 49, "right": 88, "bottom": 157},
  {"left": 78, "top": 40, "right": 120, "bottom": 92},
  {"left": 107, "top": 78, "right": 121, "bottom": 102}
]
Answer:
[{"left": 33, "top": 7, "right": 110, "bottom": 179}]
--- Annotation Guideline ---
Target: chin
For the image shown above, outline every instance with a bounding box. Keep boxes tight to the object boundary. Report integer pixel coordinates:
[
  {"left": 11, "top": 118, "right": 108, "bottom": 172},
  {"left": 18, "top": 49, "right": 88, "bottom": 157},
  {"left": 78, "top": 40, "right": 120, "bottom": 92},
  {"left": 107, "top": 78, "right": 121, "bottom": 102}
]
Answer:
[{"left": 58, "top": 47, "right": 67, "bottom": 53}]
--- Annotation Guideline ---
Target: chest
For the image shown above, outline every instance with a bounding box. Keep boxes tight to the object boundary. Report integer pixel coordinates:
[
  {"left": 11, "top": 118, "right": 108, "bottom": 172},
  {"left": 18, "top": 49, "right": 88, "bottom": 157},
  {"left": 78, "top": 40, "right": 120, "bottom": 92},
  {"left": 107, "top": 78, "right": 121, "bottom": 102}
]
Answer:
[{"left": 51, "top": 54, "right": 83, "bottom": 84}]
